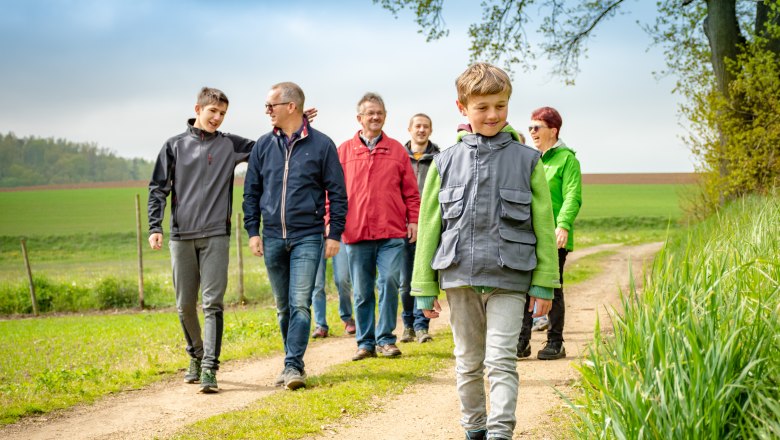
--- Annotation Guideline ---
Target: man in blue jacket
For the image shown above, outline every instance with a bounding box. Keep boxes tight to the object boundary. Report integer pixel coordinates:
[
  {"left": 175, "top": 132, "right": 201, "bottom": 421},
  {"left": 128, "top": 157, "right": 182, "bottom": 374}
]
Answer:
[{"left": 243, "top": 82, "right": 347, "bottom": 390}]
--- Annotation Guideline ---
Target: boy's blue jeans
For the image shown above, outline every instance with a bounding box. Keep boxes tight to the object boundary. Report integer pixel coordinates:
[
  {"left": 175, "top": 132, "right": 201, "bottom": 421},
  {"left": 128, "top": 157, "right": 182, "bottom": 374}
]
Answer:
[
  {"left": 345, "top": 238, "right": 405, "bottom": 351},
  {"left": 399, "top": 239, "right": 430, "bottom": 331},
  {"left": 169, "top": 235, "right": 229, "bottom": 371},
  {"left": 311, "top": 241, "right": 353, "bottom": 329},
  {"left": 446, "top": 287, "right": 526, "bottom": 439},
  {"left": 263, "top": 234, "right": 323, "bottom": 372}
]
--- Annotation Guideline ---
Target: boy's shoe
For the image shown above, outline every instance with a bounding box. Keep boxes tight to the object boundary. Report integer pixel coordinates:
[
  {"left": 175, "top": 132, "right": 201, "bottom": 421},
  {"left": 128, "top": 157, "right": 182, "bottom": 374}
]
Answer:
[
  {"left": 416, "top": 329, "right": 433, "bottom": 343},
  {"left": 376, "top": 343, "right": 402, "bottom": 357},
  {"left": 274, "top": 368, "right": 286, "bottom": 387},
  {"left": 199, "top": 368, "right": 218, "bottom": 393},
  {"left": 537, "top": 340, "right": 566, "bottom": 360},
  {"left": 516, "top": 339, "right": 531, "bottom": 359},
  {"left": 399, "top": 327, "right": 416, "bottom": 343},
  {"left": 352, "top": 348, "right": 377, "bottom": 361},
  {"left": 465, "top": 428, "right": 487, "bottom": 440},
  {"left": 283, "top": 366, "right": 307, "bottom": 390},
  {"left": 184, "top": 358, "right": 201, "bottom": 383},
  {"left": 532, "top": 315, "right": 549, "bottom": 331},
  {"left": 343, "top": 318, "right": 357, "bottom": 335},
  {"left": 311, "top": 326, "right": 328, "bottom": 339}
]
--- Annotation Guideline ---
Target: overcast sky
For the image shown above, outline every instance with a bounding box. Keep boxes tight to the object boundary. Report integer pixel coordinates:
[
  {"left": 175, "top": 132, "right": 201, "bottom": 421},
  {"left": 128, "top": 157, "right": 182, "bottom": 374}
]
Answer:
[{"left": 0, "top": 0, "right": 695, "bottom": 173}]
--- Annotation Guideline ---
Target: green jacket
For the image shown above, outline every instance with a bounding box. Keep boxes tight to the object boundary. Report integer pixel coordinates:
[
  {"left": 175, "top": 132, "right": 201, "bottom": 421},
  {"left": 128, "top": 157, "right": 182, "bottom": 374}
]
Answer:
[
  {"left": 411, "top": 124, "right": 561, "bottom": 309},
  {"left": 542, "top": 139, "right": 582, "bottom": 251}
]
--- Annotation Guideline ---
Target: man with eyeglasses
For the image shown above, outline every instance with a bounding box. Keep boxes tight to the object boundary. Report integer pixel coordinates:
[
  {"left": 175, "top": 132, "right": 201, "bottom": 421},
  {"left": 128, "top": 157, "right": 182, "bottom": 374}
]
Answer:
[
  {"left": 243, "top": 82, "right": 347, "bottom": 390},
  {"left": 337, "top": 92, "right": 421, "bottom": 361}
]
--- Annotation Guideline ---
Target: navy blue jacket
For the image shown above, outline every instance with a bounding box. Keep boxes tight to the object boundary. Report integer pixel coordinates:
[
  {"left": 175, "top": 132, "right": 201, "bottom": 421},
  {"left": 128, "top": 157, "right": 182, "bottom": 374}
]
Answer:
[{"left": 242, "top": 120, "right": 347, "bottom": 241}]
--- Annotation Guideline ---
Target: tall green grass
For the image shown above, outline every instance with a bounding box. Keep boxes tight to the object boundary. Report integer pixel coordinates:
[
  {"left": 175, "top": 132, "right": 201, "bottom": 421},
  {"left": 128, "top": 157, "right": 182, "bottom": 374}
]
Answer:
[{"left": 573, "top": 194, "right": 780, "bottom": 439}]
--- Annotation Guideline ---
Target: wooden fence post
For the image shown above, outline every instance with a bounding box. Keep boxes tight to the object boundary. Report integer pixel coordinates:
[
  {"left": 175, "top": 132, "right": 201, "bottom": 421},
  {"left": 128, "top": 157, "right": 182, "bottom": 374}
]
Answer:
[
  {"left": 20, "top": 238, "right": 38, "bottom": 316},
  {"left": 236, "top": 212, "right": 245, "bottom": 304},
  {"left": 135, "top": 194, "right": 145, "bottom": 309}
]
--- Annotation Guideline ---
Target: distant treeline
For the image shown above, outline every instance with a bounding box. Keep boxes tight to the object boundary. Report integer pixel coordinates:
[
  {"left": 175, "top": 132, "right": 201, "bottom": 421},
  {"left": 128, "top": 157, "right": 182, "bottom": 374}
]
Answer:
[{"left": 0, "top": 132, "right": 154, "bottom": 188}]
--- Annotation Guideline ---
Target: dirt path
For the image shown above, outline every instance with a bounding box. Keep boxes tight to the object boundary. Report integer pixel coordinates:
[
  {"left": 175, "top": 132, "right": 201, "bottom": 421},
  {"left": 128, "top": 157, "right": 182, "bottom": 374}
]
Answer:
[{"left": 2, "top": 242, "right": 659, "bottom": 440}]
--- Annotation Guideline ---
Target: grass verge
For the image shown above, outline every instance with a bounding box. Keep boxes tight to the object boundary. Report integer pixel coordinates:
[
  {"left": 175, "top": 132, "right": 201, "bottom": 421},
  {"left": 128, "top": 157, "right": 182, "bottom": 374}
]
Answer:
[{"left": 572, "top": 194, "right": 780, "bottom": 438}]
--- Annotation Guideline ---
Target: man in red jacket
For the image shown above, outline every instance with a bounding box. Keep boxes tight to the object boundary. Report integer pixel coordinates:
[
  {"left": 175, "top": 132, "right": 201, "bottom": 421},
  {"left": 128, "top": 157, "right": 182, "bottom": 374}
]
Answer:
[{"left": 338, "top": 92, "right": 421, "bottom": 361}]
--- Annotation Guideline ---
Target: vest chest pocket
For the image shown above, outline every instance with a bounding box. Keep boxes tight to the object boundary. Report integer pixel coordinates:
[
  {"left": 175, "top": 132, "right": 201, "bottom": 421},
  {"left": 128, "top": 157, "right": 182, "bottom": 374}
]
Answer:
[
  {"left": 499, "top": 188, "right": 531, "bottom": 223},
  {"left": 431, "top": 228, "right": 459, "bottom": 270},
  {"left": 439, "top": 185, "right": 465, "bottom": 220}
]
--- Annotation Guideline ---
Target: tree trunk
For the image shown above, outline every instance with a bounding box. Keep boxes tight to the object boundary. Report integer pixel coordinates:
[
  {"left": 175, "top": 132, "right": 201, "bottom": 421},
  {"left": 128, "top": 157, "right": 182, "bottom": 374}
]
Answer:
[{"left": 704, "top": 0, "right": 745, "bottom": 203}]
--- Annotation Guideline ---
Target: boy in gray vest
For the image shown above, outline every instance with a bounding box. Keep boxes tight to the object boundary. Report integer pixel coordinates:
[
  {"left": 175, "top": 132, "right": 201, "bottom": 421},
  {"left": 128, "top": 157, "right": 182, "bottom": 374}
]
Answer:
[{"left": 411, "top": 63, "right": 560, "bottom": 440}]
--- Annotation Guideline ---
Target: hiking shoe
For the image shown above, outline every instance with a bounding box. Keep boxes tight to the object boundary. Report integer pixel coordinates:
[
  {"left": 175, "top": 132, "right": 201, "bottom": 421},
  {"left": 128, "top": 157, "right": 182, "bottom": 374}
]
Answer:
[
  {"left": 516, "top": 339, "right": 531, "bottom": 359},
  {"left": 274, "top": 368, "right": 286, "bottom": 387},
  {"left": 532, "top": 315, "right": 550, "bottom": 332},
  {"left": 199, "top": 368, "right": 218, "bottom": 393},
  {"left": 465, "top": 428, "right": 487, "bottom": 440},
  {"left": 283, "top": 366, "right": 307, "bottom": 390},
  {"left": 184, "top": 358, "right": 201, "bottom": 383},
  {"left": 351, "top": 348, "right": 377, "bottom": 361},
  {"left": 311, "top": 326, "right": 328, "bottom": 339},
  {"left": 537, "top": 340, "right": 566, "bottom": 360},
  {"left": 399, "top": 327, "right": 416, "bottom": 343},
  {"left": 416, "top": 329, "right": 433, "bottom": 343},
  {"left": 344, "top": 318, "right": 356, "bottom": 335},
  {"left": 376, "top": 343, "right": 402, "bottom": 357}
]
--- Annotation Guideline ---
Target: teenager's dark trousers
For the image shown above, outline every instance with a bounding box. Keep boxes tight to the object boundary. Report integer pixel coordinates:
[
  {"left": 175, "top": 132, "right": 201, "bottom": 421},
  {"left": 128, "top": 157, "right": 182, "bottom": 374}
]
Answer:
[{"left": 519, "top": 248, "right": 568, "bottom": 342}]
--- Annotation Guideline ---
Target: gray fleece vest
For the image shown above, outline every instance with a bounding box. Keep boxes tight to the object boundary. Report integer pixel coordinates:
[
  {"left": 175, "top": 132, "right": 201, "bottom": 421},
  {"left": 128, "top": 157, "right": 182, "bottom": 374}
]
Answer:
[{"left": 432, "top": 131, "right": 540, "bottom": 292}]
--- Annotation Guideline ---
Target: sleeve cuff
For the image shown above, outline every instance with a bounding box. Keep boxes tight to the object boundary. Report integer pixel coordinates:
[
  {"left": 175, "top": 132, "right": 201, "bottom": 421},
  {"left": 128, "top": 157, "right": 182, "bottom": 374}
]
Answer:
[
  {"left": 531, "top": 270, "right": 562, "bottom": 289},
  {"left": 557, "top": 221, "right": 571, "bottom": 231},
  {"left": 415, "top": 296, "right": 435, "bottom": 310},
  {"left": 529, "top": 285, "right": 554, "bottom": 300},
  {"left": 411, "top": 281, "right": 441, "bottom": 297}
]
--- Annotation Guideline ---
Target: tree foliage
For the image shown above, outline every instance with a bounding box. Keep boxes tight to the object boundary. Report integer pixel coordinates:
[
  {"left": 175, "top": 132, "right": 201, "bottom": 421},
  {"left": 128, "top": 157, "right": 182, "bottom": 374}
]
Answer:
[
  {"left": 0, "top": 132, "right": 153, "bottom": 188},
  {"left": 376, "top": 0, "right": 780, "bottom": 213}
]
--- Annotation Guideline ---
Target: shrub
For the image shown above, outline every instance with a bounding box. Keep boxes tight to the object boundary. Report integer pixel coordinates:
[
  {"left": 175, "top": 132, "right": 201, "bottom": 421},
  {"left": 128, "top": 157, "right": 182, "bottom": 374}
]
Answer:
[{"left": 94, "top": 277, "right": 136, "bottom": 309}]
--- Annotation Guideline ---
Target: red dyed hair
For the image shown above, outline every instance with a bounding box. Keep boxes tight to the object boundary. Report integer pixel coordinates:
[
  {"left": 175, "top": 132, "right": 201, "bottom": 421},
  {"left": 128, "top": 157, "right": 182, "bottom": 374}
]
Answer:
[{"left": 530, "top": 107, "right": 562, "bottom": 138}]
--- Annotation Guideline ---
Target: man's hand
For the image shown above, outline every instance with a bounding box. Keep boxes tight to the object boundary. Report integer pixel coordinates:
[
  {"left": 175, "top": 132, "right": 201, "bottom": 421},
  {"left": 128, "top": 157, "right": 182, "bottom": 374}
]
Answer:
[
  {"left": 407, "top": 222, "right": 418, "bottom": 243},
  {"left": 422, "top": 298, "right": 442, "bottom": 319},
  {"left": 148, "top": 233, "right": 163, "bottom": 250},
  {"left": 304, "top": 107, "right": 318, "bottom": 123},
  {"left": 528, "top": 296, "right": 552, "bottom": 317},
  {"left": 324, "top": 238, "right": 340, "bottom": 259},
  {"left": 555, "top": 227, "right": 569, "bottom": 249},
  {"left": 249, "top": 236, "right": 264, "bottom": 257}
]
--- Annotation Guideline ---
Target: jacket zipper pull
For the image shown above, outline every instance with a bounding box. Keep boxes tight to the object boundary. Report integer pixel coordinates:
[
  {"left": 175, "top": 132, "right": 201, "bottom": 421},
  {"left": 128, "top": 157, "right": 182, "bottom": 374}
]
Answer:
[{"left": 208, "top": 153, "right": 212, "bottom": 165}]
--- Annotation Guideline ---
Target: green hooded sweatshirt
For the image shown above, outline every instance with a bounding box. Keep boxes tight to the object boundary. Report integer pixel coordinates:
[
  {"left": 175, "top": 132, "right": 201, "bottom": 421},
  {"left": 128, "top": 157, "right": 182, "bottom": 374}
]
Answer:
[{"left": 541, "top": 139, "right": 582, "bottom": 251}]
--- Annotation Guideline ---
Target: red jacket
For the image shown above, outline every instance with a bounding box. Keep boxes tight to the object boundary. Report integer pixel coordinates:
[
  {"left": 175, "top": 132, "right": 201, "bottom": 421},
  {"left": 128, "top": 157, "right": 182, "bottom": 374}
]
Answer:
[{"left": 338, "top": 131, "right": 420, "bottom": 244}]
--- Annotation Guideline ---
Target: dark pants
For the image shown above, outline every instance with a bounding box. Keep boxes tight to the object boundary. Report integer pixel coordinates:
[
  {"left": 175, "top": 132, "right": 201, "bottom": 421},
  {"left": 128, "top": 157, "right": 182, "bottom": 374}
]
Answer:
[
  {"left": 520, "top": 248, "right": 568, "bottom": 343},
  {"left": 399, "top": 239, "right": 430, "bottom": 331}
]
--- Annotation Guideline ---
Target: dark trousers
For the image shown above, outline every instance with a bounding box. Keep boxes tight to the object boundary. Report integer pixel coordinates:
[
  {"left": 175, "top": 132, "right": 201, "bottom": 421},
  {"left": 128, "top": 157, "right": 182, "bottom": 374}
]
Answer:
[{"left": 520, "top": 248, "right": 568, "bottom": 343}]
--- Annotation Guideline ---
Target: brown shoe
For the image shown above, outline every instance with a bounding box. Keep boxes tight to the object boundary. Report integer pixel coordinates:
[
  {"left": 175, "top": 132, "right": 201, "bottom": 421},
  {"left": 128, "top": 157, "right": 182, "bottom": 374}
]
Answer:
[
  {"left": 376, "top": 343, "right": 402, "bottom": 357},
  {"left": 343, "top": 318, "right": 356, "bottom": 335},
  {"left": 311, "top": 327, "right": 328, "bottom": 339},
  {"left": 351, "top": 348, "right": 377, "bottom": 361}
]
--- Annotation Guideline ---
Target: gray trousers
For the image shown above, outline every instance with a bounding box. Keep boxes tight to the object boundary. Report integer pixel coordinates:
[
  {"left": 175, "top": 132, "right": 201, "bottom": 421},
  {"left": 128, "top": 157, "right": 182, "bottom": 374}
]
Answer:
[
  {"left": 447, "top": 287, "right": 526, "bottom": 439},
  {"left": 169, "top": 235, "right": 229, "bottom": 370}
]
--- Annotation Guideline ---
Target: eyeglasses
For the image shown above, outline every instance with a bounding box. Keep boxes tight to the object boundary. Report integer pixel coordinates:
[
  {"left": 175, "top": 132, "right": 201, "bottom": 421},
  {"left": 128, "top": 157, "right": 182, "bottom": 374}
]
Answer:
[
  {"left": 528, "top": 125, "right": 548, "bottom": 133},
  {"left": 360, "top": 111, "right": 385, "bottom": 118},
  {"left": 265, "top": 102, "right": 290, "bottom": 111}
]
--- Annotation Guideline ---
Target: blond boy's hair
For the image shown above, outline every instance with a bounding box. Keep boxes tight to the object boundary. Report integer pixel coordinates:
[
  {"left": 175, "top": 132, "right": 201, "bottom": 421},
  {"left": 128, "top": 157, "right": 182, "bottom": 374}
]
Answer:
[
  {"left": 197, "top": 87, "right": 229, "bottom": 107},
  {"left": 455, "top": 62, "right": 512, "bottom": 105}
]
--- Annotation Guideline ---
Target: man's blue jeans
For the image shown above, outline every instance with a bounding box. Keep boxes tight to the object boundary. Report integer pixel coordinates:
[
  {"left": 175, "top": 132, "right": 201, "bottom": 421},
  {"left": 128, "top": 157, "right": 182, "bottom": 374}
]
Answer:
[
  {"left": 263, "top": 234, "right": 323, "bottom": 372},
  {"left": 312, "top": 241, "right": 353, "bottom": 330},
  {"left": 345, "top": 238, "right": 405, "bottom": 351},
  {"left": 399, "top": 239, "right": 430, "bottom": 331}
]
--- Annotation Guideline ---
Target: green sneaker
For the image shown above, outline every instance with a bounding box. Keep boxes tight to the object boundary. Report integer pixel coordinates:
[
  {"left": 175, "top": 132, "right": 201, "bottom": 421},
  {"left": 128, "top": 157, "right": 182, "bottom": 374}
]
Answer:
[
  {"left": 400, "top": 327, "right": 416, "bottom": 343},
  {"left": 199, "top": 368, "right": 218, "bottom": 393},
  {"left": 184, "top": 358, "right": 201, "bottom": 383}
]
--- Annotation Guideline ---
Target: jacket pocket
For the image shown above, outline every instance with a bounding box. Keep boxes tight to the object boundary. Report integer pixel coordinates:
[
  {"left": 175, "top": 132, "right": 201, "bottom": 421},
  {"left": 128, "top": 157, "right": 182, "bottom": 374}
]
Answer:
[
  {"left": 499, "top": 188, "right": 531, "bottom": 222},
  {"left": 497, "top": 225, "right": 537, "bottom": 271},
  {"left": 431, "top": 228, "right": 459, "bottom": 270},
  {"left": 439, "top": 185, "right": 465, "bottom": 220}
]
